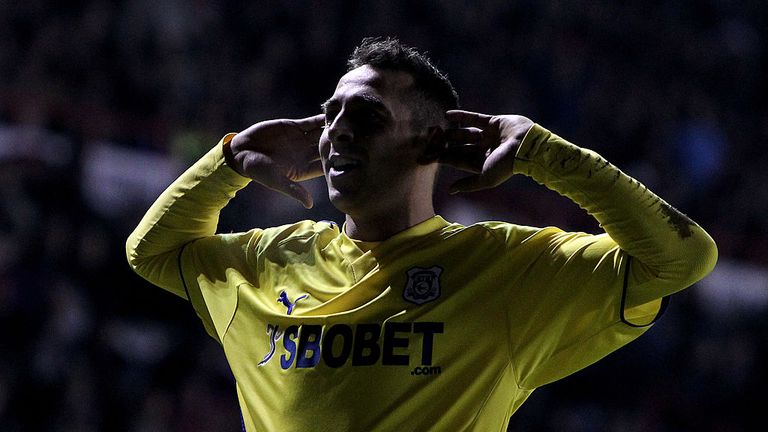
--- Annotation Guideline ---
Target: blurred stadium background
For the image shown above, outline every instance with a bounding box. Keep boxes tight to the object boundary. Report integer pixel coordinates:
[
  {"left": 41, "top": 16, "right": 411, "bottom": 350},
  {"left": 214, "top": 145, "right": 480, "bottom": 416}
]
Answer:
[{"left": 0, "top": 1, "right": 765, "bottom": 430}]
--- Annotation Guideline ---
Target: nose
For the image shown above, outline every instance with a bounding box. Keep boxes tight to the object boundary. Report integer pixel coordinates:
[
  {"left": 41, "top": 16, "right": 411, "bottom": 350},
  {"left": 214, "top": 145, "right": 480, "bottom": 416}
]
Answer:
[{"left": 327, "top": 112, "right": 354, "bottom": 144}]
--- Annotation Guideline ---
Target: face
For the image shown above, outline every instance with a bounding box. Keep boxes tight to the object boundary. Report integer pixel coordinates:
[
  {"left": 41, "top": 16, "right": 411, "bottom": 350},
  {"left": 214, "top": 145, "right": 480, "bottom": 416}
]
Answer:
[{"left": 320, "top": 65, "right": 434, "bottom": 217}]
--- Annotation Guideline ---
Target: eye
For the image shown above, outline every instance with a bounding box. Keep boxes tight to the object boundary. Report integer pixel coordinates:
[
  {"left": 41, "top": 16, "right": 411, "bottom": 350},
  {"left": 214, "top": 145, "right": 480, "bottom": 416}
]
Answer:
[{"left": 354, "top": 109, "right": 384, "bottom": 126}]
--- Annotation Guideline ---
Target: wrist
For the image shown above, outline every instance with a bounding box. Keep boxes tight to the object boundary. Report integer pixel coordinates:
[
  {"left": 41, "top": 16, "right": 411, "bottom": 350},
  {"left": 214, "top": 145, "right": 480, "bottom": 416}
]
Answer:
[{"left": 222, "top": 135, "right": 244, "bottom": 176}]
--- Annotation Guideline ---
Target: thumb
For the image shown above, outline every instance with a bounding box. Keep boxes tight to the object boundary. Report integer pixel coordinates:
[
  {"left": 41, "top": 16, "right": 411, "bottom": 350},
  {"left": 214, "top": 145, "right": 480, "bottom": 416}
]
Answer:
[
  {"left": 258, "top": 162, "right": 314, "bottom": 208},
  {"left": 448, "top": 174, "right": 491, "bottom": 194},
  {"left": 269, "top": 177, "right": 314, "bottom": 208}
]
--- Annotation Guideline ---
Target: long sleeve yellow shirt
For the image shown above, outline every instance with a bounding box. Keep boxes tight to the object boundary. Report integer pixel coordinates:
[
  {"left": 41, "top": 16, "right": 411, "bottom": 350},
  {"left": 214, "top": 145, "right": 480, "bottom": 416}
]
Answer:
[{"left": 126, "top": 125, "right": 717, "bottom": 431}]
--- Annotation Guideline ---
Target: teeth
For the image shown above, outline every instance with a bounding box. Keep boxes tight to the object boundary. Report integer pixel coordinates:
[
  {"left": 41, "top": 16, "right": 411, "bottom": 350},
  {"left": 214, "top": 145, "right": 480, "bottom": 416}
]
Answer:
[{"left": 331, "top": 156, "right": 360, "bottom": 170}]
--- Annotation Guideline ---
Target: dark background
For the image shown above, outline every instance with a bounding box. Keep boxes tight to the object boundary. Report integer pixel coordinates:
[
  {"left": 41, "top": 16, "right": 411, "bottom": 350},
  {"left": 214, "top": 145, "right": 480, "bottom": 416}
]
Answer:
[{"left": 1, "top": 1, "right": 765, "bottom": 430}]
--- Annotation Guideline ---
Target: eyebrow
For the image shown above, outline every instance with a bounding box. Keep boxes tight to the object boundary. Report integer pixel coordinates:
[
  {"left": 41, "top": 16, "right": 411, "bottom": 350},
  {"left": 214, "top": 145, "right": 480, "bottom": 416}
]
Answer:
[{"left": 321, "top": 94, "right": 389, "bottom": 113}]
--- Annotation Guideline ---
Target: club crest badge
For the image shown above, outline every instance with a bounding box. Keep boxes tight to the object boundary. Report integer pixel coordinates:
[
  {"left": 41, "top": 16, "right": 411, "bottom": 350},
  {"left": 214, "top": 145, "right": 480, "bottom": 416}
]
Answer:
[{"left": 403, "top": 266, "right": 442, "bottom": 305}]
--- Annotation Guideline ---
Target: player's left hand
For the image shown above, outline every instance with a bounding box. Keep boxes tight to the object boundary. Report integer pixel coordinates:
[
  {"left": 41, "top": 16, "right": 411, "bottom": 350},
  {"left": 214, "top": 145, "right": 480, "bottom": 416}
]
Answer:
[{"left": 438, "top": 110, "right": 534, "bottom": 194}]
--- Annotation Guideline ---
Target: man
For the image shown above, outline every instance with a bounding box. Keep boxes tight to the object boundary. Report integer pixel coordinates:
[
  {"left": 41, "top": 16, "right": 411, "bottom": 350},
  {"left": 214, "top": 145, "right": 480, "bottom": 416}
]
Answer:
[{"left": 126, "top": 37, "right": 717, "bottom": 431}]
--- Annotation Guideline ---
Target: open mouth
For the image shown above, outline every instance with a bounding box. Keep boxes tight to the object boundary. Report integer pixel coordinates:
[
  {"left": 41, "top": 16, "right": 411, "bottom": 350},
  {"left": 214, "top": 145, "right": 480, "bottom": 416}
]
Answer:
[{"left": 329, "top": 155, "right": 363, "bottom": 174}]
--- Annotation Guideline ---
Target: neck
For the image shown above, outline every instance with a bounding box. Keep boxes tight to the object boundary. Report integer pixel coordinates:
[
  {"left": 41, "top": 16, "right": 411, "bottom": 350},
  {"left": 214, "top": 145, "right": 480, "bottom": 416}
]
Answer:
[{"left": 344, "top": 197, "right": 435, "bottom": 242}]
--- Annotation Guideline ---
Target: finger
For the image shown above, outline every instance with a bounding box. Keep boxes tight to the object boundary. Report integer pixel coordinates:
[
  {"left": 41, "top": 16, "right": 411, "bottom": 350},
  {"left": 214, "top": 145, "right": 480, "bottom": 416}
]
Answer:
[
  {"left": 288, "top": 146, "right": 322, "bottom": 181},
  {"left": 438, "top": 145, "right": 485, "bottom": 173},
  {"left": 294, "top": 114, "right": 325, "bottom": 132},
  {"left": 293, "top": 114, "right": 325, "bottom": 144},
  {"left": 306, "top": 126, "right": 325, "bottom": 144},
  {"left": 305, "top": 148, "right": 322, "bottom": 162},
  {"left": 446, "top": 110, "right": 493, "bottom": 128},
  {"left": 442, "top": 127, "right": 484, "bottom": 145}
]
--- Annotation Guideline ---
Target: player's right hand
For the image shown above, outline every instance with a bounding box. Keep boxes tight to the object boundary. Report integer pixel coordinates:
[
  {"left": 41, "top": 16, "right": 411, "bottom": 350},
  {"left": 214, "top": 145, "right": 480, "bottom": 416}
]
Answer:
[{"left": 226, "top": 115, "right": 325, "bottom": 208}]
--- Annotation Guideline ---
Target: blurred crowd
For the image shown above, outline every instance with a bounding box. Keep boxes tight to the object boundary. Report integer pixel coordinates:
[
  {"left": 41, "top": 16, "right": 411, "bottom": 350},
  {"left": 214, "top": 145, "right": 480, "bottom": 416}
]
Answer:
[{"left": 0, "top": 1, "right": 765, "bottom": 430}]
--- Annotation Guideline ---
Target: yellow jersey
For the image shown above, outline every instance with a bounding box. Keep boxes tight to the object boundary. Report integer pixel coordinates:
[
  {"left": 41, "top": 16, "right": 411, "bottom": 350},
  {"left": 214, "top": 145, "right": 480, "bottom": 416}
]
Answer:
[{"left": 126, "top": 125, "right": 717, "bottom": 431}]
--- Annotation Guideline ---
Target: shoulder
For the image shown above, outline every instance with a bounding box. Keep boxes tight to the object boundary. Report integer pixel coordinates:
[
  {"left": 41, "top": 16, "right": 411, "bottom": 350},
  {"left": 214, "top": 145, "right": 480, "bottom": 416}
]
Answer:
[
  {"left": 430, "top": 219, "right": 568, "bottom": 254},
  {"left": 466, "top": 220, "right": 563, "bottom": 247},
  {"left": 256, "top": 220, "right": 339, "bottom": 251}
]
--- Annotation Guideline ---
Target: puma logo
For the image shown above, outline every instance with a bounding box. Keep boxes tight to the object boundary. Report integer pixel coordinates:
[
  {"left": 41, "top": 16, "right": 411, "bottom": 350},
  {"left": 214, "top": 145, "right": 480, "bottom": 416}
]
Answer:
[{"left": 277, "top": 290, "right": 308, "bottom": 315}]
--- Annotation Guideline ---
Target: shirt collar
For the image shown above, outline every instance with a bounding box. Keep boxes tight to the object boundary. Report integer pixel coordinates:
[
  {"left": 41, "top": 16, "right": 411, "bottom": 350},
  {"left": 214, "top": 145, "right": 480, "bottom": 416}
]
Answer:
[{"left": 339, "top": 215, "right": 450, "bottom": 252}]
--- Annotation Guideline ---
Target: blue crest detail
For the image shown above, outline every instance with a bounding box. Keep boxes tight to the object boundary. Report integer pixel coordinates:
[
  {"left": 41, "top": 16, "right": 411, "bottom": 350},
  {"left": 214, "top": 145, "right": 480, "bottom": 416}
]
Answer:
[{"left": 404, "top": 266, "right": 442, "bottom": 305}]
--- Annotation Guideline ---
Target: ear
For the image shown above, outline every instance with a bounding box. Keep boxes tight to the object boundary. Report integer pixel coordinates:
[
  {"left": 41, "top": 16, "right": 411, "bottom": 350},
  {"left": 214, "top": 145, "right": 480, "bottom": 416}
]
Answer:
[{"left": 417, "top": 126, "right": 444, "bottom": 165}]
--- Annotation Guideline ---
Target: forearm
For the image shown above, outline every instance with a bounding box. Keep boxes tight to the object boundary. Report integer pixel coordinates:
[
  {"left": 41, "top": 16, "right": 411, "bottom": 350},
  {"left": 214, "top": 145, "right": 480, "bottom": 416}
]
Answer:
[
  {"left": 125, "top": 134, "right": 251, "bottom": 297},
  {"left": 513, "top": 125, "right": 717, "bottom": 305}
]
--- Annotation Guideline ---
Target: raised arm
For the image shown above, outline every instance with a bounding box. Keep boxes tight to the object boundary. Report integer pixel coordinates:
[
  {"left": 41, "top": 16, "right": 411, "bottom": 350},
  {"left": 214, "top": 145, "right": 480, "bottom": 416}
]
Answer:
[
  {"left": 125, "top": 115, "right": 325, "bottom": 298},
  {"left": 440, "top": 110, "right": 717, "bottom": 307}
]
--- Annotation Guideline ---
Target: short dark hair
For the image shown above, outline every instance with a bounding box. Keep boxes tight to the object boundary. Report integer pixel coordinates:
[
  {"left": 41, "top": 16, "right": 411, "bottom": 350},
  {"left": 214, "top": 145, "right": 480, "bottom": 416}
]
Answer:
[{"left": 347, "top": 37, "right": 459, "bottom": 127}]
